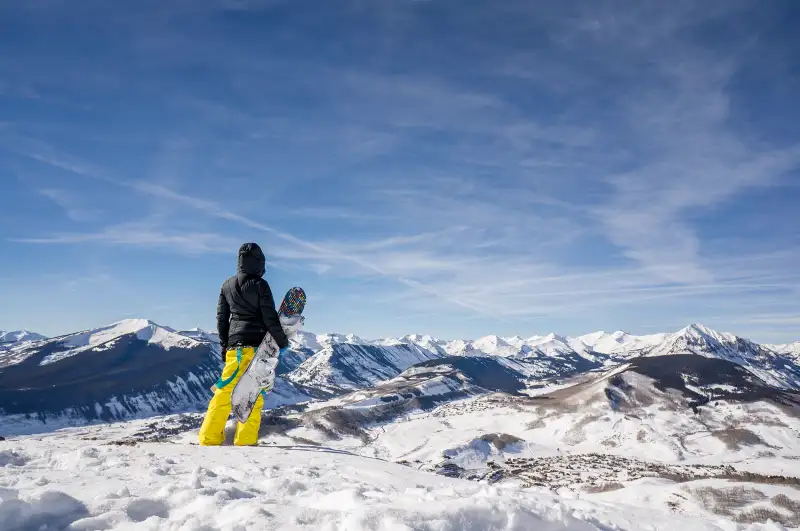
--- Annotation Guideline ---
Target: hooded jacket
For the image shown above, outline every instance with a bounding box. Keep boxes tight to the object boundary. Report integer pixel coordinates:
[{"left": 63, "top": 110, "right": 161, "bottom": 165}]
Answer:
[{"left": 216, "top": 243, "right": 289, "bottom": 357}]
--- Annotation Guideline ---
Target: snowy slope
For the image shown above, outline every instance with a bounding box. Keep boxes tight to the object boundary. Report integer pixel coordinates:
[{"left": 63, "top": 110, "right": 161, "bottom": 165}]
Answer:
[
  {"left": 287, "top": 342, "right": 444, "bottom": 395},
  {"left": 0, "top": 423, "right": 785, "bottom": 531},
  {"left": 0, "top": 330, "right": 46, "bottom": 344},
  {"left": 293, "top": 356, "right": 530, "bottom": 433}
]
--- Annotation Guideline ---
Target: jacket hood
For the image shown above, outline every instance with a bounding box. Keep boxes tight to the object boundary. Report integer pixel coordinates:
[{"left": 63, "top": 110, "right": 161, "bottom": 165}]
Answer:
[{"left": 237, "top": 242, "right": 266, "bottom": 277}]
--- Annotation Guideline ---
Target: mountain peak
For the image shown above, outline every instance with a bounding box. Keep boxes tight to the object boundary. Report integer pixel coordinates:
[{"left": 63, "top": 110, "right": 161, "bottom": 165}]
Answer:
[
  {"left": 0, "top": 330, "right": 47, "bottom": 343},
  {"left": 684, "top": 323, "right": 713, "bottom": 334},
  {"left": 542, "top": 332, "right": 568, "bottom": 344},
  {"left": 107, "top": 318, "right": 163, "bottom": 332},
  {"left": 675, "top": 323, "right": 733, "bottom": 343},
  {"left": 473, "top": 335, "right": 509, "bottom": 347}
]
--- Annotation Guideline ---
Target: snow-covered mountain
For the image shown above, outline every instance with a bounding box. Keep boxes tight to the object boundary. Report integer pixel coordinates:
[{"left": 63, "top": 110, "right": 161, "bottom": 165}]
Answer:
[
  {"left": 0, "top": 330, "right": 47, "bottom": 344},
  {"left": 3, "top": 319, "right": 800, "bottom": 434},
  {"left": 378, "top": 330, "right": 661, "bottom": 361},
  {"left": 767, "top": 341, "right": 800, "bottom": 361},
  {"left": 641, "top": 324, "right": 800, "bottom": 389},
  {"left": 175, "top": 327, "right": 218, "bottom": 342},
  {"left": 0, "top": 319, "right": 223, "bottom": 430},
  {"left": 576, "top": 330, "right": 667, "bottom": 355},
  {"left": 0, "top": 319, "right": 320, "bottom": 433},
  {"left": 287, "top": 324, "right": 800, "bottom": 391}
]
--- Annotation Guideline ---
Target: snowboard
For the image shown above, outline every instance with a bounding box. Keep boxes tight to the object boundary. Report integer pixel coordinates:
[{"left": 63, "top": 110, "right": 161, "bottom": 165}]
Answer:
[{"left": 230, "top": 287, "right": 306, "bottom": 424}]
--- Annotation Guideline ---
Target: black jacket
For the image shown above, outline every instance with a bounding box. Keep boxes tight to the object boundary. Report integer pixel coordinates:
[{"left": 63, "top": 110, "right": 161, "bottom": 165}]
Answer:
[{"left": 217, "top": 243, "right": 289, "bottom": 356}]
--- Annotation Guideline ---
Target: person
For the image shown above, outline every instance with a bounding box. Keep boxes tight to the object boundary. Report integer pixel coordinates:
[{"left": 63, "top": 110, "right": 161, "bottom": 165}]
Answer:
[{"left": 198, "top": 242, "right": 289, "bottom": 446}]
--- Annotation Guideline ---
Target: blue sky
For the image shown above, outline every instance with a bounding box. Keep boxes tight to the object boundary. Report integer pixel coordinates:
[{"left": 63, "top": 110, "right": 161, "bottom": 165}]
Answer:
[{"left": 1, "top": 0, "right": 799, "bottom": 343}]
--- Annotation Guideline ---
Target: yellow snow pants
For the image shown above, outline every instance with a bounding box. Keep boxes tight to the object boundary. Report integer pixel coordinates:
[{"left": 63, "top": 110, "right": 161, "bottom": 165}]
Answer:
[{"left": 198, "top": 347, "right": 264, "bottom": 446}]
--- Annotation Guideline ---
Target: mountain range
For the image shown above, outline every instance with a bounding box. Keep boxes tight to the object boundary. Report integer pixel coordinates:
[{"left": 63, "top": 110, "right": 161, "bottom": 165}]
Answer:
[{"left": 1, "top": 319, "right": 798, "bottom": 433}]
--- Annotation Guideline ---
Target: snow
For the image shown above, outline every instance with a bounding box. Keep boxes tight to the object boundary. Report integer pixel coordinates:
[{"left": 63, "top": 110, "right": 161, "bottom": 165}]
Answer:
[
  {"left": 177, "top": 327, "right": 218, "bottom": 342},
  {"left": 577, "top": 330, "right": 668, "bottom": 355},
  {"left": 287, "top": 342, "right": 442, "bottom": 393},
  {"left": 0, "top": 330, "right": 47, "bottom": 344},
  {"left": 278, "top": 365, "right": 800, "bottom": 476},
  {"left": 293, "top": 330, "right": 324, "bottom": 351},
  {"left": 441, "top": 435, "right": 548, "bottom": 470},
  {"left": 280, "top": 326, "right": 799, "bottom": 393},
  {"left": 767, "top": 342, "right": 800, "bottom": 361},
  {"left": 471, "top": 335, "right": 518, "bottom": 357},
  {"left": 0, "top": 423, "right": 782, "bottom": 531},
  {"left": 584, "top": 476, "right": 800, "bottom": 530}
]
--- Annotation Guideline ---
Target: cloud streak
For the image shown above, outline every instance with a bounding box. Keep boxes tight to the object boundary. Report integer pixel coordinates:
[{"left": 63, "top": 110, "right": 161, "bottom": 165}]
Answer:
[{"left": 15, "top": 146, "right": 499, "bottom": 317}]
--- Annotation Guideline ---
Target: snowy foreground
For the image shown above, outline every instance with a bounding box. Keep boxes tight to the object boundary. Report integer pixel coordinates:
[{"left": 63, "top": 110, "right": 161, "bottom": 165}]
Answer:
[{"left": 0, "top": 422, "right": 791, "bottom": 531}]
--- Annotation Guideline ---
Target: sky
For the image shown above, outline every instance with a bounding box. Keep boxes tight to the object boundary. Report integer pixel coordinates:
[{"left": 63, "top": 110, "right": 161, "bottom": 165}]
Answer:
[{"left": 1, "top": 0, "right": 799, "bottom": 343}]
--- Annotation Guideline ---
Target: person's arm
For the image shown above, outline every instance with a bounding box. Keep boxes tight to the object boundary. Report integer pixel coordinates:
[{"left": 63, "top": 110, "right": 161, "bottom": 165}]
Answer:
[
  {"left": 259, "top": 281, "right": 289, "bottom": 349},
  {"left": 216, "top": 285, "right": 231, "bottom": 360}
]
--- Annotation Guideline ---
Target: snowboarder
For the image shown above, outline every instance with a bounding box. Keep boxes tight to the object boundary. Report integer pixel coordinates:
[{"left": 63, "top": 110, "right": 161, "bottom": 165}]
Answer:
[{"left": 198, "top": 242, "right": 289, "bottom": 446}]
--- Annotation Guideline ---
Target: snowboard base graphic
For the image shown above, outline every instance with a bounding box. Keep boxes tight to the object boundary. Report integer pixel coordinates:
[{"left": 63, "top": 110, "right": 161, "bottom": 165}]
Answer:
[{"left": 230, "top": 287, "right": 306, "bottom": 424}]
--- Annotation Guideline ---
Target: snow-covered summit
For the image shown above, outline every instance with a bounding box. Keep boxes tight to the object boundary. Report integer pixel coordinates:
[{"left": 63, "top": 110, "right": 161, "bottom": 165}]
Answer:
[
  {"left": 576, "top": 330, "right": 667, "bottom": 354},
  {"left": 6, "top": 319, "right": 203, "bottom": 367},
  {"left": 57, "top": 318, "right": 195, "bottom": 354},
  {"left": 292, "top": 329, "right": 324, "bottom": 351},
  {"left": 471, "top": 335, "right": 517, "bottom": 357},
  {"left": 0, "top": 330, "right": 47, "bottom": 344}
]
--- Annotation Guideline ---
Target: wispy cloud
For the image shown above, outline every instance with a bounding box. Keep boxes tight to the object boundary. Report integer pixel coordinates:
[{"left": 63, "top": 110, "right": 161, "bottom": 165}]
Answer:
[
  {"left": 38, "top": 188, "right": 98, "bottom": 222},
  {"left": 14, "top": 224, "right": 239, "bottom": 256},
  {"left": 10, "top": 121, "right": 800, "bottom": 330},
  {"left": 546, "top": 2, "right": 800, "bottom": 283},
  {"left": 13, "top": 146, "right": 500, "bottom": 317}
]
